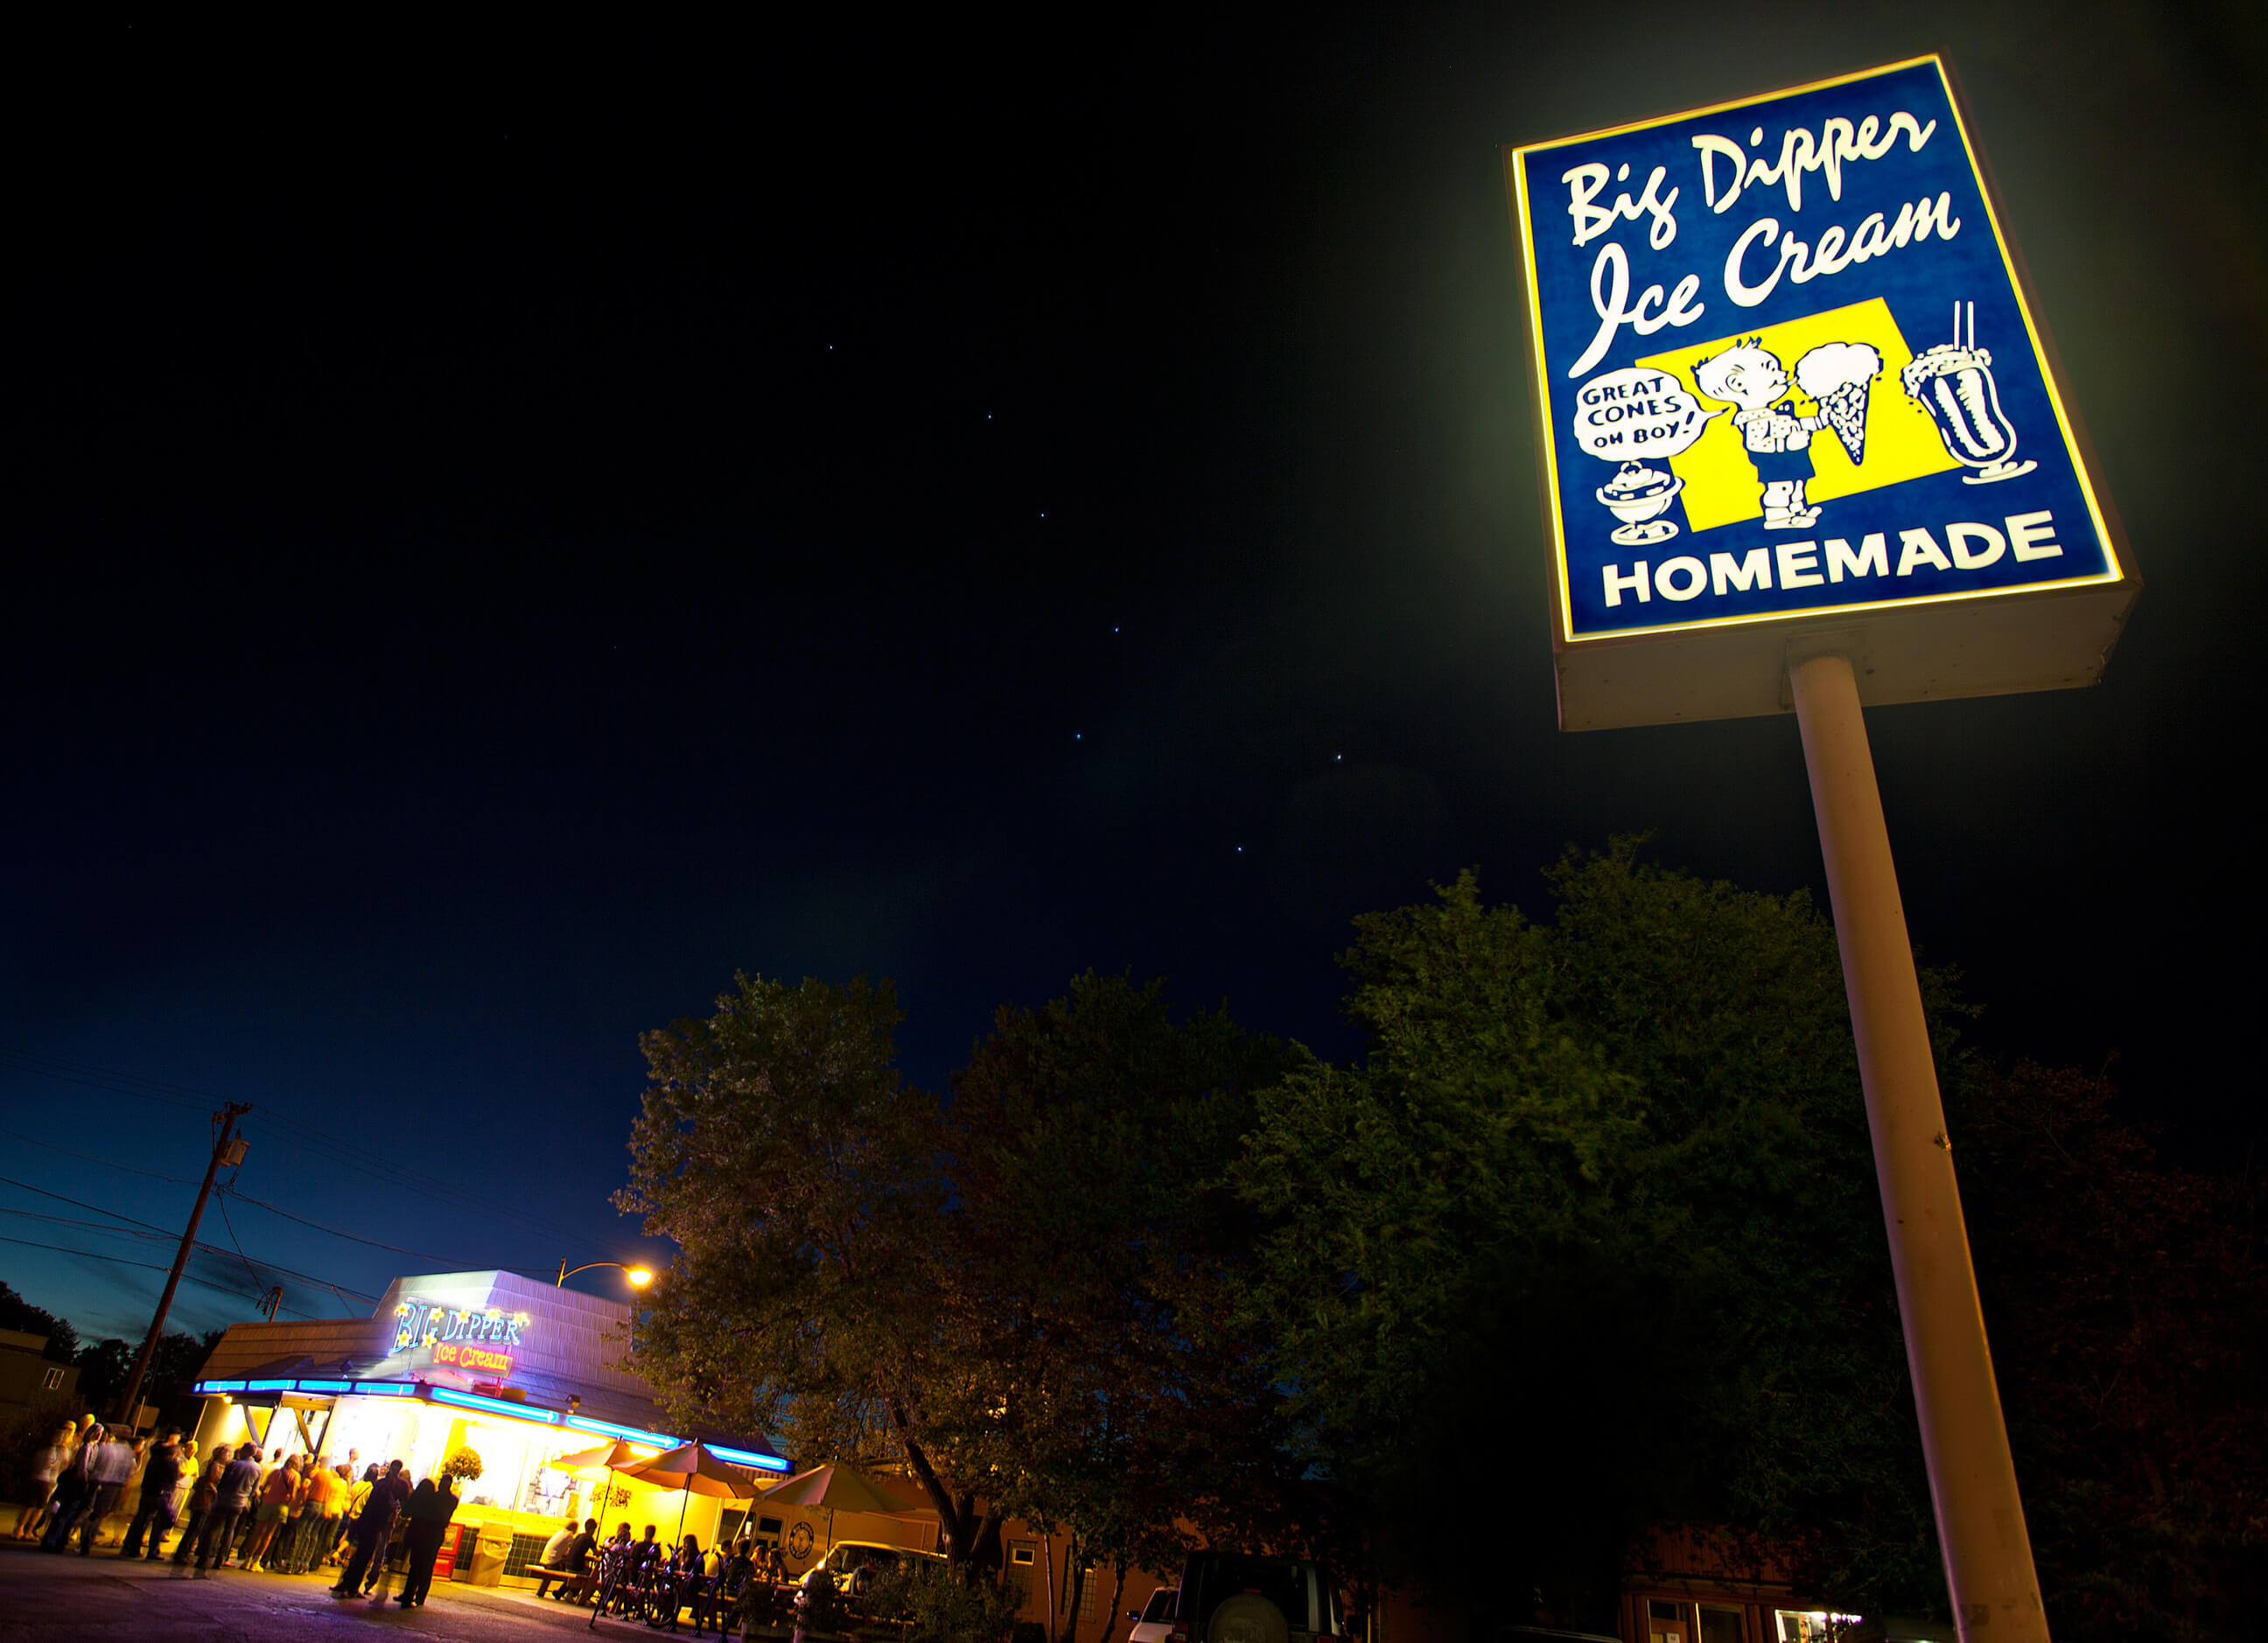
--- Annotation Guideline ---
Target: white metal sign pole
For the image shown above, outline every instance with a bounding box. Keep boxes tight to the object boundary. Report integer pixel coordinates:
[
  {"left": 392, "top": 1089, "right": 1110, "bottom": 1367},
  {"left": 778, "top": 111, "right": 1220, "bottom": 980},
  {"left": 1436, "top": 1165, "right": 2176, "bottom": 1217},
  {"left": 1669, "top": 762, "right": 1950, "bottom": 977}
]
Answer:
[{"left": 1786, "top": 647, "right": 2049, "bottom": 1643}]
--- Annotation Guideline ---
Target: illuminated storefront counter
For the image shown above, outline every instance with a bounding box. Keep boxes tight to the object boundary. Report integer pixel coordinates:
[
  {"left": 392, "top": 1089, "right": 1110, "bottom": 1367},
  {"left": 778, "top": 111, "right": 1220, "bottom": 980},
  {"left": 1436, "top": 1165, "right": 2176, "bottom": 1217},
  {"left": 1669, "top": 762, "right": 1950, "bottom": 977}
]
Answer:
[{"left": 189, "top": 1270, "right": 790, "bottom": 1565}]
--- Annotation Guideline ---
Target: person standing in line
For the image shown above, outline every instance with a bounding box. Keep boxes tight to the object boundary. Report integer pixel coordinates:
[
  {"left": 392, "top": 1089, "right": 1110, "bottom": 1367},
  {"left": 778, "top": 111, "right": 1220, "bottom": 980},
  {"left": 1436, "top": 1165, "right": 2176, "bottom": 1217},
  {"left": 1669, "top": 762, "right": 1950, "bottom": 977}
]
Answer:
[
  {"left": 396, "top": 1473, "right": 458, "bottom": 1607},
  {"left": 75, "top": 1426, "right": 137, "bottom": 1552},
  {"left": 170, "top": 1444, "right": 229, "bottom": 1570},
  {"left": 287, "top": 1454, "right": 340, "bottom": 1573},
  {"left": 15, "top": 1423, "right": 75, "bottom": 1541},
  {"left": 321, "top": 1464, "right": 357, "bottom": 1567},
  {"left": 158, "top": 1440, "right": 197, "bottom": 1558},
  {"left": 46, "top": 1423, "right": 130, "bottom": 1553},
  {"left": 335, "top": 1462, "right": 376, "bottom": 1563},
  {"left": 119, "top": 1437, "right": 182, "bottom": 1559},
  {"left": 243, "top": 1452, "right": 300, "bottom": 1569},
  {"left": 333, "top": 1459, "right": 408, "bottom": 1598},
  {"left": 194, "top": 1444, "right": 262, "bottom": 1576},
  {"left": 37, "top": 1423, "right": 98, "bottom": 1550}
]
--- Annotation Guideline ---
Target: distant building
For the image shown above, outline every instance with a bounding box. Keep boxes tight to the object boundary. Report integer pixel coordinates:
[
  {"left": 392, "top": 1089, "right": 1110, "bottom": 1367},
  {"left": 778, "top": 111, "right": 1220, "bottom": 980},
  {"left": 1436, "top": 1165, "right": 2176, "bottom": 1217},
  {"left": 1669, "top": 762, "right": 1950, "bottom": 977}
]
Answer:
[
  {"left": 0, "top": 1329, "right": 80, "bottom": 1420},
  {"left": 190, "top": 1269, "right": 791, "bottom": 1574}
]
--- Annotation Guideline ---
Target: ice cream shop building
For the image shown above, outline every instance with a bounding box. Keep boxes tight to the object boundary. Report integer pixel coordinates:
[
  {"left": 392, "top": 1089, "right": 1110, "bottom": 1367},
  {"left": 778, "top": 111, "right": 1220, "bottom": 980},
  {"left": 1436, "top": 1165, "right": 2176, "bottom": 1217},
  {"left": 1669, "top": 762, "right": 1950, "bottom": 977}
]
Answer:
[{"left": 190, "top": 1269, "right": 790, "bottom": 1556}]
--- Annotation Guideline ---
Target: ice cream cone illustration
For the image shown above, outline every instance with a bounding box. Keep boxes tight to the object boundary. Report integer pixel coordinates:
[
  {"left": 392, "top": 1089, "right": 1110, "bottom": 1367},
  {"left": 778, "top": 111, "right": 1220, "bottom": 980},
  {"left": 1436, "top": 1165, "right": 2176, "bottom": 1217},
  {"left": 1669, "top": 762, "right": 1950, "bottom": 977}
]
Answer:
[
  {"left": 1794, "top": 341, "right": 1882, "bottom": 465},
  {"left": 1900, "top": 303, "right": 2037, "bottom": 485}
]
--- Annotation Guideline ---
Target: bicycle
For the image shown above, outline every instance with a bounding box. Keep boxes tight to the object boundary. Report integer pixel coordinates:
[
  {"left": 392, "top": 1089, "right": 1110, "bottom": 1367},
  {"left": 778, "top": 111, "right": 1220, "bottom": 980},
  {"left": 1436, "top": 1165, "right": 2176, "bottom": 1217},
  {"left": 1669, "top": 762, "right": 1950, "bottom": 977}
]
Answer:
[{"left": 590, "top": 1542, "right": 639, "bottom": 1630}]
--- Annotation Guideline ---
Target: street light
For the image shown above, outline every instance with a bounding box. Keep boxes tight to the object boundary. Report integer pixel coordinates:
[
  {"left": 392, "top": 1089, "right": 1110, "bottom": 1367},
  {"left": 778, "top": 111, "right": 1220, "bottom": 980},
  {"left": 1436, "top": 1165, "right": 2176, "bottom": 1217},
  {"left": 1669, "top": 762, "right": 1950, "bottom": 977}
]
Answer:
[{"left": 557, "top": 1260, "right": 654, "bottom": 1289}]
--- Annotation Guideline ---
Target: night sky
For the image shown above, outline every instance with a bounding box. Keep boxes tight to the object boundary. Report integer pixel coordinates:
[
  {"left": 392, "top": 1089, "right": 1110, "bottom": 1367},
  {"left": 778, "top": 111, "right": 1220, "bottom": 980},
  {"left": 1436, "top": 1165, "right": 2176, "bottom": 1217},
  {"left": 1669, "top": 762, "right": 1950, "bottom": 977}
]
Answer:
[{"left": 4, "top": 7, "right": 2263, "bottom": 1343}]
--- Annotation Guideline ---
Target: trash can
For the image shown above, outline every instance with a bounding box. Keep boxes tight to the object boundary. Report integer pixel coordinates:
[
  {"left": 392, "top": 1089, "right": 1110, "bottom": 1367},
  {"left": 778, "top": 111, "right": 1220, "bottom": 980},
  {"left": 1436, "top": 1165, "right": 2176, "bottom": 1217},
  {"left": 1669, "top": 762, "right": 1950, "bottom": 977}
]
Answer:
[
  {"left": 438, "top": 1521, "right": 476, "bottom": 1582},
  {"left": 464, "top": 1526, "right": 511, "bottom": 1587}
]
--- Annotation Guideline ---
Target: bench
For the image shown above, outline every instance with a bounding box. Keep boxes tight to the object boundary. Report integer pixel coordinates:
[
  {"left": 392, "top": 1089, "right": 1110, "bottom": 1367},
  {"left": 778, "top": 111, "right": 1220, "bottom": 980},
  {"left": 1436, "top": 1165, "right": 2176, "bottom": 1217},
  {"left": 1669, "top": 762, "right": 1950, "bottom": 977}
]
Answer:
[{"left": 530, "top": 1568, "right": 589, "bottom": 1601}]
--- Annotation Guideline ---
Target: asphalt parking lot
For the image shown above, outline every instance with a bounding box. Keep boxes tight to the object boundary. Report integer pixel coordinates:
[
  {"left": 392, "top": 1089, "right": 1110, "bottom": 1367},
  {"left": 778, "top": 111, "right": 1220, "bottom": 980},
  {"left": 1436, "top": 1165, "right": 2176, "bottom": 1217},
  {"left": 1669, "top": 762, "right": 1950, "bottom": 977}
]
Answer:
[{"left": 0, "top": 1545, "right": 635, "bottom": 1643}]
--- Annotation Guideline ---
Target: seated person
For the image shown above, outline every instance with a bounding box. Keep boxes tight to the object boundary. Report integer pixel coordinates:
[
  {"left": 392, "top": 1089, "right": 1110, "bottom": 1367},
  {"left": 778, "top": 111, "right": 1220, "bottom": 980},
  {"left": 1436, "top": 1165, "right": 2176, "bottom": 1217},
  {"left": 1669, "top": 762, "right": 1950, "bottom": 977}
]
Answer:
[
  {"left": 575, "top": 1521, "right": 636, "bottom": 1605},
  {"left": 665, "top": 1533, "right": 705, "bottom": 1614},
  {"left": 540, "top": 1514, "right": 579, "bottom": 1570},
  {"left": 546, "top": 1517, "right": 600, "bottom": 1599},
  {"left": 691, "top": 1537, "right": 753, "bottom": 1639}
]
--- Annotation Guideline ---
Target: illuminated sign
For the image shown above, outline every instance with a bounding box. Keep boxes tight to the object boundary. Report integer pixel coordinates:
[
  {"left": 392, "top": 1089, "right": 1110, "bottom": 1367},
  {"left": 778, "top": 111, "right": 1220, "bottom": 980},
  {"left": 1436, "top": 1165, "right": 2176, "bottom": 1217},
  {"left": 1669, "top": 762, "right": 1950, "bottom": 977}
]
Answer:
[
  {"left": 1504, "top": 56, "right": 2135, "bottom": 728},
  {"left": 432, "top": 1340, "right": 514, "bottom": 1374},
  {"left": 430, "top": 1387, "right": 559, "bottom": 1422},
  {"left": 392, "top": 1297, "right": 527, "bottom": 1379}
]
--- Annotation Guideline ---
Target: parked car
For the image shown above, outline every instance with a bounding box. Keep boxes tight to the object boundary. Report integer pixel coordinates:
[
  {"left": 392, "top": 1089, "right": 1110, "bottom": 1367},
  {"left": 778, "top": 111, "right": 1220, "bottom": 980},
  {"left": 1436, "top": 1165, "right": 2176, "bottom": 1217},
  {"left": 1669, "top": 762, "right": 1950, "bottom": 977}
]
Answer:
[
  {"left": 1128, "top": 1586, "right": 1180, "bottom": 1643},
  {"left": 807, "top": 1538, "right": 948, "bottom": 1598},
  {"left": 1168, "top": 1552, "right": 1341, "bottom": 1643}
]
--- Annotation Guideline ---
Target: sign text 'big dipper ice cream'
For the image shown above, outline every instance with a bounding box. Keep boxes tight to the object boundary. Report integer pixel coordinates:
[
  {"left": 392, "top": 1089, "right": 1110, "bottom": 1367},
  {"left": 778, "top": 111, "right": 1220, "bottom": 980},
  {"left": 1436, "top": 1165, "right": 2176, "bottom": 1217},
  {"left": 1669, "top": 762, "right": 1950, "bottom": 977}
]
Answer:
[{"left": 1504, "top": 57, "right": 2129, "bottom": 661}]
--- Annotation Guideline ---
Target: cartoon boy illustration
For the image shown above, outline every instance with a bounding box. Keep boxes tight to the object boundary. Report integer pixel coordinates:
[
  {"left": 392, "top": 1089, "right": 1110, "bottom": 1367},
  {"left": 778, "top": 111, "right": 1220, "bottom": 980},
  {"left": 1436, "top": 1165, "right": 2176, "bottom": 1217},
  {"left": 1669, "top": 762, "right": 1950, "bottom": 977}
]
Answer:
[{"left": 1693, "top": 340, "right": 1825, "bottom": 529}]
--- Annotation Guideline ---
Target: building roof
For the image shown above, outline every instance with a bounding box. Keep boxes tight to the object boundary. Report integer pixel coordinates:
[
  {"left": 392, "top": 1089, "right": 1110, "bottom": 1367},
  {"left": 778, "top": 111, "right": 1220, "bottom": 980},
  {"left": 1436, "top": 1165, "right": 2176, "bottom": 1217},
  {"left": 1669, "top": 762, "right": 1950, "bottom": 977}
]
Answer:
[{"left": 196, "top": 1269, "right": 783, "bottom": 1459}]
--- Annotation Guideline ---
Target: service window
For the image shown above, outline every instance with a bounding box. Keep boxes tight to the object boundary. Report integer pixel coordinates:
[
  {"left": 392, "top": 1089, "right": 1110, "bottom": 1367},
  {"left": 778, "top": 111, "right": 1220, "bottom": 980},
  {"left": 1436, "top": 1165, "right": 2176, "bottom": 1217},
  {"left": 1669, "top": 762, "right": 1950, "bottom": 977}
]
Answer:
[{"left": 1648, "top": 1599, "right": 1692, "bottom": 1643}]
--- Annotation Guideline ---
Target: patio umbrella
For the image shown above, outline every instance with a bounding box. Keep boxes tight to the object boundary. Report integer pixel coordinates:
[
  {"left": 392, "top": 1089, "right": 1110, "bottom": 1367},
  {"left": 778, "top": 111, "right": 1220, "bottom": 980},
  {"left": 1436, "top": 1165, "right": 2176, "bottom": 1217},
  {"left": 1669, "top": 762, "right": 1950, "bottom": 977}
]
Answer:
[
  {"left": 617, "top": 1441, "right": 767, "bottom": 1546},
  {"left": 759, "top": 1463, "right": 929, "bottom": 1518},
  {"left": 546, "top": 1437, "right": 651, "bottom": 1521},
  {"left": 759, "top": 1463, "right": 933, "bottom": 1556}
]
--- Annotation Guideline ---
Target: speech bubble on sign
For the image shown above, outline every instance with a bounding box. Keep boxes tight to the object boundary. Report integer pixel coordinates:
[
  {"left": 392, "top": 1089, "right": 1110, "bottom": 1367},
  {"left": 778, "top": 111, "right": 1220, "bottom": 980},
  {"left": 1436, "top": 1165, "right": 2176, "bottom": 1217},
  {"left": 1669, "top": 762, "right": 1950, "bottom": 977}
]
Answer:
[{"left": 1571, "top": 367, "right": 1717, "bottom": 462}]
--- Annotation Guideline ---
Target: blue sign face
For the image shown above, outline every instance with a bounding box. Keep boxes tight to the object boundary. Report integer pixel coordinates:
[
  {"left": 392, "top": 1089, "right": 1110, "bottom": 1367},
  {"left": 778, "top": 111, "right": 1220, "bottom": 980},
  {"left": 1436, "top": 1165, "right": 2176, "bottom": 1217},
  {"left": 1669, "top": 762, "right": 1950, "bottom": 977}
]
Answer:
[{"left": 1507, "top": 58, "right": 2125, "bottom": 643}]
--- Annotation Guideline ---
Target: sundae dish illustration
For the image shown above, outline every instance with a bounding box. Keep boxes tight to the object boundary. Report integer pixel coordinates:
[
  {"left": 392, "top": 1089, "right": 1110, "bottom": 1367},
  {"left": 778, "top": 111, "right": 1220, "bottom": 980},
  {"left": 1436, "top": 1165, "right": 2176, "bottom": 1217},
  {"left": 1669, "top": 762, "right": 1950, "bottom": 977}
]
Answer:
[
  {"left": 1594, "top": 458, "right": 1684, "bottom": 545},
  {"left": 1901, "top": 302, "right": 2036, "bottom": 484},
  {"left": 1693, "top": 339, "right": 1881, "bottom": 529}
]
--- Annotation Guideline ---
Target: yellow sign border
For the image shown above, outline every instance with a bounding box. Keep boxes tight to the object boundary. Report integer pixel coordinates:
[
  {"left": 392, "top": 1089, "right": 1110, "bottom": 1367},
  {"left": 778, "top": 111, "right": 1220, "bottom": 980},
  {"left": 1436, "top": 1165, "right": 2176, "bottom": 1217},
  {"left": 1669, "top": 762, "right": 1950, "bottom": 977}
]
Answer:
[{"left": 1508, "top": 54, "right": 2128, "bottom": 646}]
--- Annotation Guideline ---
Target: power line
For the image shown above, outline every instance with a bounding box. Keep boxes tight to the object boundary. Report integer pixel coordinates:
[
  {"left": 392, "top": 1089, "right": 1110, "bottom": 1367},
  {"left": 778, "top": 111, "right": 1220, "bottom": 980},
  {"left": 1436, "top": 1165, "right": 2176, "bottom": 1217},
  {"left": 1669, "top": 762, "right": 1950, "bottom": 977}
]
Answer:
[
  {"left": 0, "top": 1127, "right": 201, "bottom": 1185},
  {"left": 239, "top": 1118, "right": 599, "bottom": 1253},
  {"left": 0, "top": 1175, "right": 173, "bottom": 1235},
  {"left": 0, "top": 1045, "right": 630, "bottom": 1258},
  {"left": 211, "top": 1192, "right": 270, "bottom": 1301},
  {"left": 0, "top": 1175, "right": 376, "bottom": 1309},
  {"left": 0, "top": 1050, "right": 215, "bottom": 1115},
  {"left": 0, "top": 1234, "right": 322, "bottom": 1319},
  {"left": 217, "top": 1186, "right": 485, "bottom": 1269},
  {"left": 0, "top": 1206, "right": 174, "bottom": 1243}
]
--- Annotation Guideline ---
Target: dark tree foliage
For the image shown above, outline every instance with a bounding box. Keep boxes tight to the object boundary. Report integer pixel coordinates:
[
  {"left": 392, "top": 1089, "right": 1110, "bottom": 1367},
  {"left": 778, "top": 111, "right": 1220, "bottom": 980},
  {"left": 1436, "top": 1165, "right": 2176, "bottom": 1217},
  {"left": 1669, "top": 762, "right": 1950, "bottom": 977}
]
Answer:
[
  {"left": 616, "top": 855, "right": 2260, "bottom": 1640},
  {"left": 616, "top": 975, "right": 979, "bottom": 1544},
  {"left": 617, "top": 970, "right": 1299, "bottom": 1589},
  {"left": 941, "top": 974, "right": 1304, "bottom": 1633},
  {"left": 1946, "top": 1062, "right": 2268, "bottom": 1641},
  {"left": 1234, "top": 846, "right": 1950, "bottom": 1627},
  {"left": 71, "top": 1337, "right": 135, "bottom": 1409},
  {"left": 0, "top": 1281, "right": 80, "bottom": 1362}
]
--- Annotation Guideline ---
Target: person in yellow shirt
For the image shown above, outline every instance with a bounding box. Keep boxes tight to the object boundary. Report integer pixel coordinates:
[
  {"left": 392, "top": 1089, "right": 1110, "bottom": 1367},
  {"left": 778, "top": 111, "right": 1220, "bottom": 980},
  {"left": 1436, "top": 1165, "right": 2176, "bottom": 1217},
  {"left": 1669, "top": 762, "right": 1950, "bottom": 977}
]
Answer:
[
  {"left": 334, "top": 1466, "right": 376, "bottom": 1570},
  {"left": 290, "top": 1458, "right": 346, "bottom": 1573}
]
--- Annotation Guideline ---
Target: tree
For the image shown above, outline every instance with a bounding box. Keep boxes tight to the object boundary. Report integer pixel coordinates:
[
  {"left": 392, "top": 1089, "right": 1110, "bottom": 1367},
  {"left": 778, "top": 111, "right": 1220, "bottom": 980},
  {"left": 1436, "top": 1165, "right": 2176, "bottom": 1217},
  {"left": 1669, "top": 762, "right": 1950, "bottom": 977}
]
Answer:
[
  {"left": 616, "top": 975, "right": 989, "bottom": 1555},
  {"left": 145, "top": 1329, "right": 226, "bottom": 1425},
  {"left": 0, "top": 1281, "right": 79, "bottom": 1362},
  {"left": 1944, "top": 1061, "right": 2268, "bottom": 1641},
  {"left": 72, "top": 1338, "right": 136, "bottom": 1410},
  {"left": 617, "top": 968, "right": 1305, "bottom": 1591},
  {"left": 937, "top": 974, "right": 1301, "bottom": 1636},
  {"left": 1232, "top": 847, "right": 1944, "bottom": 1628}
]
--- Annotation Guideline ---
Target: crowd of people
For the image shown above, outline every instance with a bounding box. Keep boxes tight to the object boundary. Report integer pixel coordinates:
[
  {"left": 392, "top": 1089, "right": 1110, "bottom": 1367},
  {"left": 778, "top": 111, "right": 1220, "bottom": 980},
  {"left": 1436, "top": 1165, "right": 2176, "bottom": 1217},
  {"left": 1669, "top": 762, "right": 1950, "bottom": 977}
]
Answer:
[
  {"left": 17, "top": 1415, "right": 845, "bottom": 1633},
  {"left": 533, "top": 1518, "right": 796, "bottom": 1635},
  {"left": 12, "top": 1414, "right": 461, "bottom": 1607}
]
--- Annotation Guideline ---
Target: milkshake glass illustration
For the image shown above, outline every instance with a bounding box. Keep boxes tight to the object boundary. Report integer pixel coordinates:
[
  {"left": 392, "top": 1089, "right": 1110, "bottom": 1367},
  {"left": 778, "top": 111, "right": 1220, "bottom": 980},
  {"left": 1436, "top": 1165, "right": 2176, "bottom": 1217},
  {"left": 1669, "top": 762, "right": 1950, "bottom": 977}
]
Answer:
[{"left": 1900, "top": 302, "right": 2037, "bottom": 485}]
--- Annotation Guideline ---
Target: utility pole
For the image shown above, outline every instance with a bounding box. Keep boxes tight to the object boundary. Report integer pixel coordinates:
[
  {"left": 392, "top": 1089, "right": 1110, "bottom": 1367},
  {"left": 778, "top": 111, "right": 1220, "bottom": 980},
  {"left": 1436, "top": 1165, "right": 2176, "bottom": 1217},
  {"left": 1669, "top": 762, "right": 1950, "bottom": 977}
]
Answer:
[{"left": 114, "top": 1101, "right": 252, "bottom": 1429}]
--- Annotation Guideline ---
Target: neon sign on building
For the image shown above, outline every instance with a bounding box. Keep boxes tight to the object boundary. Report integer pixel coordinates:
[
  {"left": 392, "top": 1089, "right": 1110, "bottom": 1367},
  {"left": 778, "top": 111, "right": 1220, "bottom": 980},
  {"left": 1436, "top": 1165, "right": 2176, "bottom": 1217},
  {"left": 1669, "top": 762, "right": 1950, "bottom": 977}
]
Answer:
[{"left": 393, "top": 1298, "right": 529, "bottom": 1378}]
